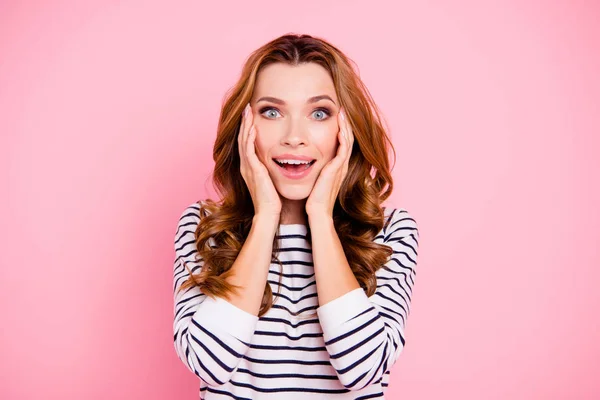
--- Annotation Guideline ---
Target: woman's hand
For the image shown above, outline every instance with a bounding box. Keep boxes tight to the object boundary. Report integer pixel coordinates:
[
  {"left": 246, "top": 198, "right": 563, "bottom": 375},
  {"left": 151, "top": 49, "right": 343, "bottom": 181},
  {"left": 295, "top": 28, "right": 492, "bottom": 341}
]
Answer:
[
  {"left": 238, "top": 103, "right": 282, "bottom": 219},
  {"left": 305, "top": 108, "right": 355, "bottom": 218}
]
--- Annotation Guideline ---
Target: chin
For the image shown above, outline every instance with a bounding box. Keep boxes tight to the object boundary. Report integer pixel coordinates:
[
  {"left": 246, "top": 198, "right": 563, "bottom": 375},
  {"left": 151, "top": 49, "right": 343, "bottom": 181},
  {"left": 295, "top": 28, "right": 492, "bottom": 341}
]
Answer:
[{"left": 275, "top": 185, "right": 312, "bottom": 201}]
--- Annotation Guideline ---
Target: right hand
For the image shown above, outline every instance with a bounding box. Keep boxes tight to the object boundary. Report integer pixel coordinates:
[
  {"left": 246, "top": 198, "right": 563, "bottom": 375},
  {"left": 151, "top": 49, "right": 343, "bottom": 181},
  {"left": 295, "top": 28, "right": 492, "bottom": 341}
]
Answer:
[{"left": 238, "top": 103, "right": 282, "bottom": 219}]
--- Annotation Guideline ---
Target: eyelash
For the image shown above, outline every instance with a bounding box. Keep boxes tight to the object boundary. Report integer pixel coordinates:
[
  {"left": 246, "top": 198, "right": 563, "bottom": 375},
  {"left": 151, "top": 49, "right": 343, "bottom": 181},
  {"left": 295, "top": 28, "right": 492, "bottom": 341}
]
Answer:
[{"left": 258, "top": 106, "right": 332, "bottom": 120}]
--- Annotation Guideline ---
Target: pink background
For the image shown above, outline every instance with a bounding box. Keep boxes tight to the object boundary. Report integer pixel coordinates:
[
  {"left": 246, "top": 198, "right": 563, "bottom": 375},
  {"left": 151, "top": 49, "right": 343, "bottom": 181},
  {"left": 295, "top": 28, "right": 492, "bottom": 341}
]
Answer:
[{"left": 1, "top": 1, "right": 599, "bottom": 399}]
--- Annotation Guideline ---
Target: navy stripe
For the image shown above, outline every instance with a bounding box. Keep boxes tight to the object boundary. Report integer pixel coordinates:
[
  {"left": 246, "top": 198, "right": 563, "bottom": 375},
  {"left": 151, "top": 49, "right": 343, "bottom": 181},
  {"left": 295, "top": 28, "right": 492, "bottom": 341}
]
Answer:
[{"left": 173, "top": 201, "right": 419, "bottom": 397}]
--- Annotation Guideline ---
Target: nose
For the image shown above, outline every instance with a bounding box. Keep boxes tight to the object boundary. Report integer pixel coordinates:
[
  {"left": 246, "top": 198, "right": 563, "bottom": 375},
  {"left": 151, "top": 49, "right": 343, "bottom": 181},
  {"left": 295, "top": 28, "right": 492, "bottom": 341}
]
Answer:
[{"left": 281, "top": 118, "right": 309, "bottom": 147}]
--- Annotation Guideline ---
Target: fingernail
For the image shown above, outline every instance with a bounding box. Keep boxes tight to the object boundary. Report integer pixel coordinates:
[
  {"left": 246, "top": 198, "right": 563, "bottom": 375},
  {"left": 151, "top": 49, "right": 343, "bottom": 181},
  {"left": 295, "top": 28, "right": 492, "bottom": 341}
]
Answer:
[
  {"left": 340, "top": 109, "right": 345, "bottom": 120},
  {"left": 244, "top": 103, "right": 249, "bottom": 116}
]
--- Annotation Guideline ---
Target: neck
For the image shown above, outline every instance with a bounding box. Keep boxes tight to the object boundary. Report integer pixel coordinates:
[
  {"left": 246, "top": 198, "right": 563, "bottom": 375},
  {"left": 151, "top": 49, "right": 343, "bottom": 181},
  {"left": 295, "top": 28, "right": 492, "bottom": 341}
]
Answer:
[{"left": 279, "top": 197, "right": 308, "bottom": 225}]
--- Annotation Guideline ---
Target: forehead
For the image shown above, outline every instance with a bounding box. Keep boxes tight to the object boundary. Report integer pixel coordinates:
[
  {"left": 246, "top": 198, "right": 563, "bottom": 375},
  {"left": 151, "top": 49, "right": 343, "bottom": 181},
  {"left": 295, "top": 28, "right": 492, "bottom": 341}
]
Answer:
[{"left": 253, "top": 62, "right": 337, "bottom": 103}]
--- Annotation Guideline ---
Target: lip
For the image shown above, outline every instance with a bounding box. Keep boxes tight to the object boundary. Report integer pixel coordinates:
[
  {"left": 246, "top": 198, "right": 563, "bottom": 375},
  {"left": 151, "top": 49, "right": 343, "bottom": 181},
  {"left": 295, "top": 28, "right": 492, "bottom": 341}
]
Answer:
[{"left": 273, "top": 159, "right": 316, "bottom": 180}]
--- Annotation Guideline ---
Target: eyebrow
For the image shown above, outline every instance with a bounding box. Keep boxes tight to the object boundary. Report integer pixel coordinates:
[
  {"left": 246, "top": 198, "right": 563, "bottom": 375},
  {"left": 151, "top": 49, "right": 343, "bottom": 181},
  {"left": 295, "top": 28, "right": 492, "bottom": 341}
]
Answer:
[{"left": 256, "top": 95, "right": 337, "bottom": 106}]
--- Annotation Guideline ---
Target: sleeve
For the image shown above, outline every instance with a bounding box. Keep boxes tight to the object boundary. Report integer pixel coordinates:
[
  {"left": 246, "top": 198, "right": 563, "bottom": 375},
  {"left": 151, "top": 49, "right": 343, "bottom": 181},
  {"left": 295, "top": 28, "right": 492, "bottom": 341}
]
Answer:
[
  {"left": 173, "top": 202, "right": 259, "bottom": 386},
  {"left": 316, "top": 208, "right": 419, "bottom": 391}
]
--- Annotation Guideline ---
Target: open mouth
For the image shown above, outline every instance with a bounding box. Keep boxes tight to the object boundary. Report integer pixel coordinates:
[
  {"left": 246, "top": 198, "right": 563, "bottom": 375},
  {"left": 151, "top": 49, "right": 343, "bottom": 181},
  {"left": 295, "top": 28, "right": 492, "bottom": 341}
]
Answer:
[{"left": 273, "top": 159, "right": 317, "bottom": 172}]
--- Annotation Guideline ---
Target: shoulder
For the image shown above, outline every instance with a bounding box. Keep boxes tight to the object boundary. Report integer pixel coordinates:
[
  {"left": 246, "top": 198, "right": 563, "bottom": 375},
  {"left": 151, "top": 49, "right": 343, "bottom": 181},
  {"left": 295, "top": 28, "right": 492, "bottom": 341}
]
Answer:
[
  {"left": 175, "top": 199, "right": 215, "bottom": 230},
  {"left": 176, "top": 201, "right": 202, "bottom": 230},
  {"left": 379, "top": 206, "right": 420, "bottom": 271},
  {"left": 174, "top": 200, "right": 214, "bottom": 255},
  {"left": 382, "top": 206, "right": 419, "bottom": 242}
]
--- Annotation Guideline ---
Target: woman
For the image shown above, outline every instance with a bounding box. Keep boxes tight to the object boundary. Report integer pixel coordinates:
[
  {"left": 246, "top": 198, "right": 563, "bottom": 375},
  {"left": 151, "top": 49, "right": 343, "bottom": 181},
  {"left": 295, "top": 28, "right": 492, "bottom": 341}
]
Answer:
[{"left": 173, "top": 33, "right": 420, "bottom": 399}]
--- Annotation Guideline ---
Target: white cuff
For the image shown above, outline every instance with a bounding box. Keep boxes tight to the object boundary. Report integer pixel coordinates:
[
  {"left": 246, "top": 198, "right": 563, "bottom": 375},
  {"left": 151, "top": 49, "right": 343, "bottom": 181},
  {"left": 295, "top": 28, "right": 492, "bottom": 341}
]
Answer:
[
  {"left": 194, "top": 295, "right": 259, "bottom": 342},
  {"left": 317, "top": 288, "right": 371, "bottom": 335}
]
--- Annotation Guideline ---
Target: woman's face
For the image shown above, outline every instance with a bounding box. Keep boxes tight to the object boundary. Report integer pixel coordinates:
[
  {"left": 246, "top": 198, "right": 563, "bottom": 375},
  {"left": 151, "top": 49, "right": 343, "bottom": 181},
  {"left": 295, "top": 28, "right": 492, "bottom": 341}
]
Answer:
[{"left": 250, "top": 62, "right": 340, "bottom": 201}]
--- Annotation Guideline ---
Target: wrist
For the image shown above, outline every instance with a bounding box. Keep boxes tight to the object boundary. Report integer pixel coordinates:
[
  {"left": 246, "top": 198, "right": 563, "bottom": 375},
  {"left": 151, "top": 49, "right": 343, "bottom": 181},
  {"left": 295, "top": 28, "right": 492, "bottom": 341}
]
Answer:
[
  {"left": 307, "top": 212, "right": 333, "bottom": 225},
  {"left": 253, "top": 213, "right": 281, "bottom": 227}
]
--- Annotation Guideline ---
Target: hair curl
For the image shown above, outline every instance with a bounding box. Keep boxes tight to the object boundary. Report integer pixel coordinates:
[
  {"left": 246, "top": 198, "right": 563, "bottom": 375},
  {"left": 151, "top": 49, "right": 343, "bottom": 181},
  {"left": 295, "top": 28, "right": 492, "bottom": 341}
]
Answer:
[{"left": 178, "top": 33, "right": 397, "bottom": 318}]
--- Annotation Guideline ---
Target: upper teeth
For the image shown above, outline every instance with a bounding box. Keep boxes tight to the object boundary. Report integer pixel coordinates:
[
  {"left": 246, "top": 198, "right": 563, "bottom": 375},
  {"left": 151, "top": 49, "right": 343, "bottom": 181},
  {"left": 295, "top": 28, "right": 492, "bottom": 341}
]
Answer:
[{"left": 276, "top": 159, "right": 312, "bottom": 165}]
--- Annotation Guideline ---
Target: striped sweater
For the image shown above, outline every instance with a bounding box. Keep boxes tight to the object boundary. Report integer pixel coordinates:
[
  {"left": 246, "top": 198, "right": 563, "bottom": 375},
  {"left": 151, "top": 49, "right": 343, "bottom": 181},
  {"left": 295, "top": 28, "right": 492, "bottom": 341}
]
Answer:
[{"left": 173, "top": 201, "right": 420, "bottom": 399}]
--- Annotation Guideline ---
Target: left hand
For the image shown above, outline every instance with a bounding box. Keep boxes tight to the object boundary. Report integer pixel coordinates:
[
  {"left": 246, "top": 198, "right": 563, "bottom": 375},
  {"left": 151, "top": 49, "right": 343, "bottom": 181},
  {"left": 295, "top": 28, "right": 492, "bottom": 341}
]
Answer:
[{"left": 305, "top": 108, "right": 354, "bottom": 217}]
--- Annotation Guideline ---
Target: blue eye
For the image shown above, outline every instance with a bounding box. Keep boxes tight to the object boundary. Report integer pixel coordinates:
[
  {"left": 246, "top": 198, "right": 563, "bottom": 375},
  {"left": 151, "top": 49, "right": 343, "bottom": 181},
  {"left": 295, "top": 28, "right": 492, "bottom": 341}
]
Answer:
[
  {"left": 312, "top": 108, "right": 331, "bottom": 120},
  {"left": 261, "top": 108, "right": 281, "bottom": 119}
]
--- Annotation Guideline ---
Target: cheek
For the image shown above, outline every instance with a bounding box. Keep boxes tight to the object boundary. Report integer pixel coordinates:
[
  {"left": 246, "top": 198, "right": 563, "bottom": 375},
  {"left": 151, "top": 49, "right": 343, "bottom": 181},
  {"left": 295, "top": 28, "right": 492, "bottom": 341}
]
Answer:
[
  {"left": 253, "top": 137, "right": 267, "bottom": 162},
  {"left": 312, "top": 126, "right": 339, "bottom": 160},
  {"left": 253, "top": 129, "right": 274, "bottom": 163}
]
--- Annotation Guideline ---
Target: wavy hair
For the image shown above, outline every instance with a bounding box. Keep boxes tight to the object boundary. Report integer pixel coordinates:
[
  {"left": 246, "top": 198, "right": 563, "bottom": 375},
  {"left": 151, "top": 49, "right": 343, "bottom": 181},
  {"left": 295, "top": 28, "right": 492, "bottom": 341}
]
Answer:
[{"left": 178, "top": 33, "right": 397, "bottom": 318}]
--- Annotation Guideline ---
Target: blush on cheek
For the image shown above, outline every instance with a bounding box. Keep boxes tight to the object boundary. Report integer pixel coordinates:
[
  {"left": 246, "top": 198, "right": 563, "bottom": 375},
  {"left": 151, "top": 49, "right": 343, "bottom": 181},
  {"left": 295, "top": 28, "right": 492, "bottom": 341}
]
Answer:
[
  {"left": 328, "top": 136, "right": 340, "bottom": 158},
  {"left": 253, "top": 138, "right": 269, "bottom": 165}
]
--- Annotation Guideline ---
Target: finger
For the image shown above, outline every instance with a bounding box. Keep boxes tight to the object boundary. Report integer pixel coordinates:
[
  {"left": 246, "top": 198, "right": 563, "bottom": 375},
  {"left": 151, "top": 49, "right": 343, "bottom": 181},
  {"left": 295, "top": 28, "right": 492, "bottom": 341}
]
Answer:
[
  {"left": 247, "top": 125, "right": 263, "bottom": 169},
  {"left": 332, "top": 129, "right": 347, "bottom": 168},
  {"left": 241, "top": 104, "right": 254, "bottom": 157},
  {"left": 238, "top": 107, "right": 247, "bottom": 174},
  {"left": 246, "top": 124, "right": 255, "bottom": 158},
  {"left": 338, "top": 108, "right": 344, "bottom": 137},
  {"left": 239, "top": 104, "right": 248, "bottom": 145},
  {"left": 339, "top": 128, "right": 352, "bottom": 171},
  {"left": 238, "top": 105, "right": 249, "bottom": 172},
  {"left": 340, "top": 109, "right": 353, "bottom": 157},
  {"left": 339, "top": 110, "right": 353, "bottom": 177},
  {"left": 343, "top": 110, "right": 352, "bottom": 148},
  {"left": 346, "top": 124, "right": 353, "bottom": 159},
  {"left": 337, "top": 109, "right": 345, "bottom": 146},
  {"left": 339, "top": 108, "right": 348, "bottom": 143}
]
